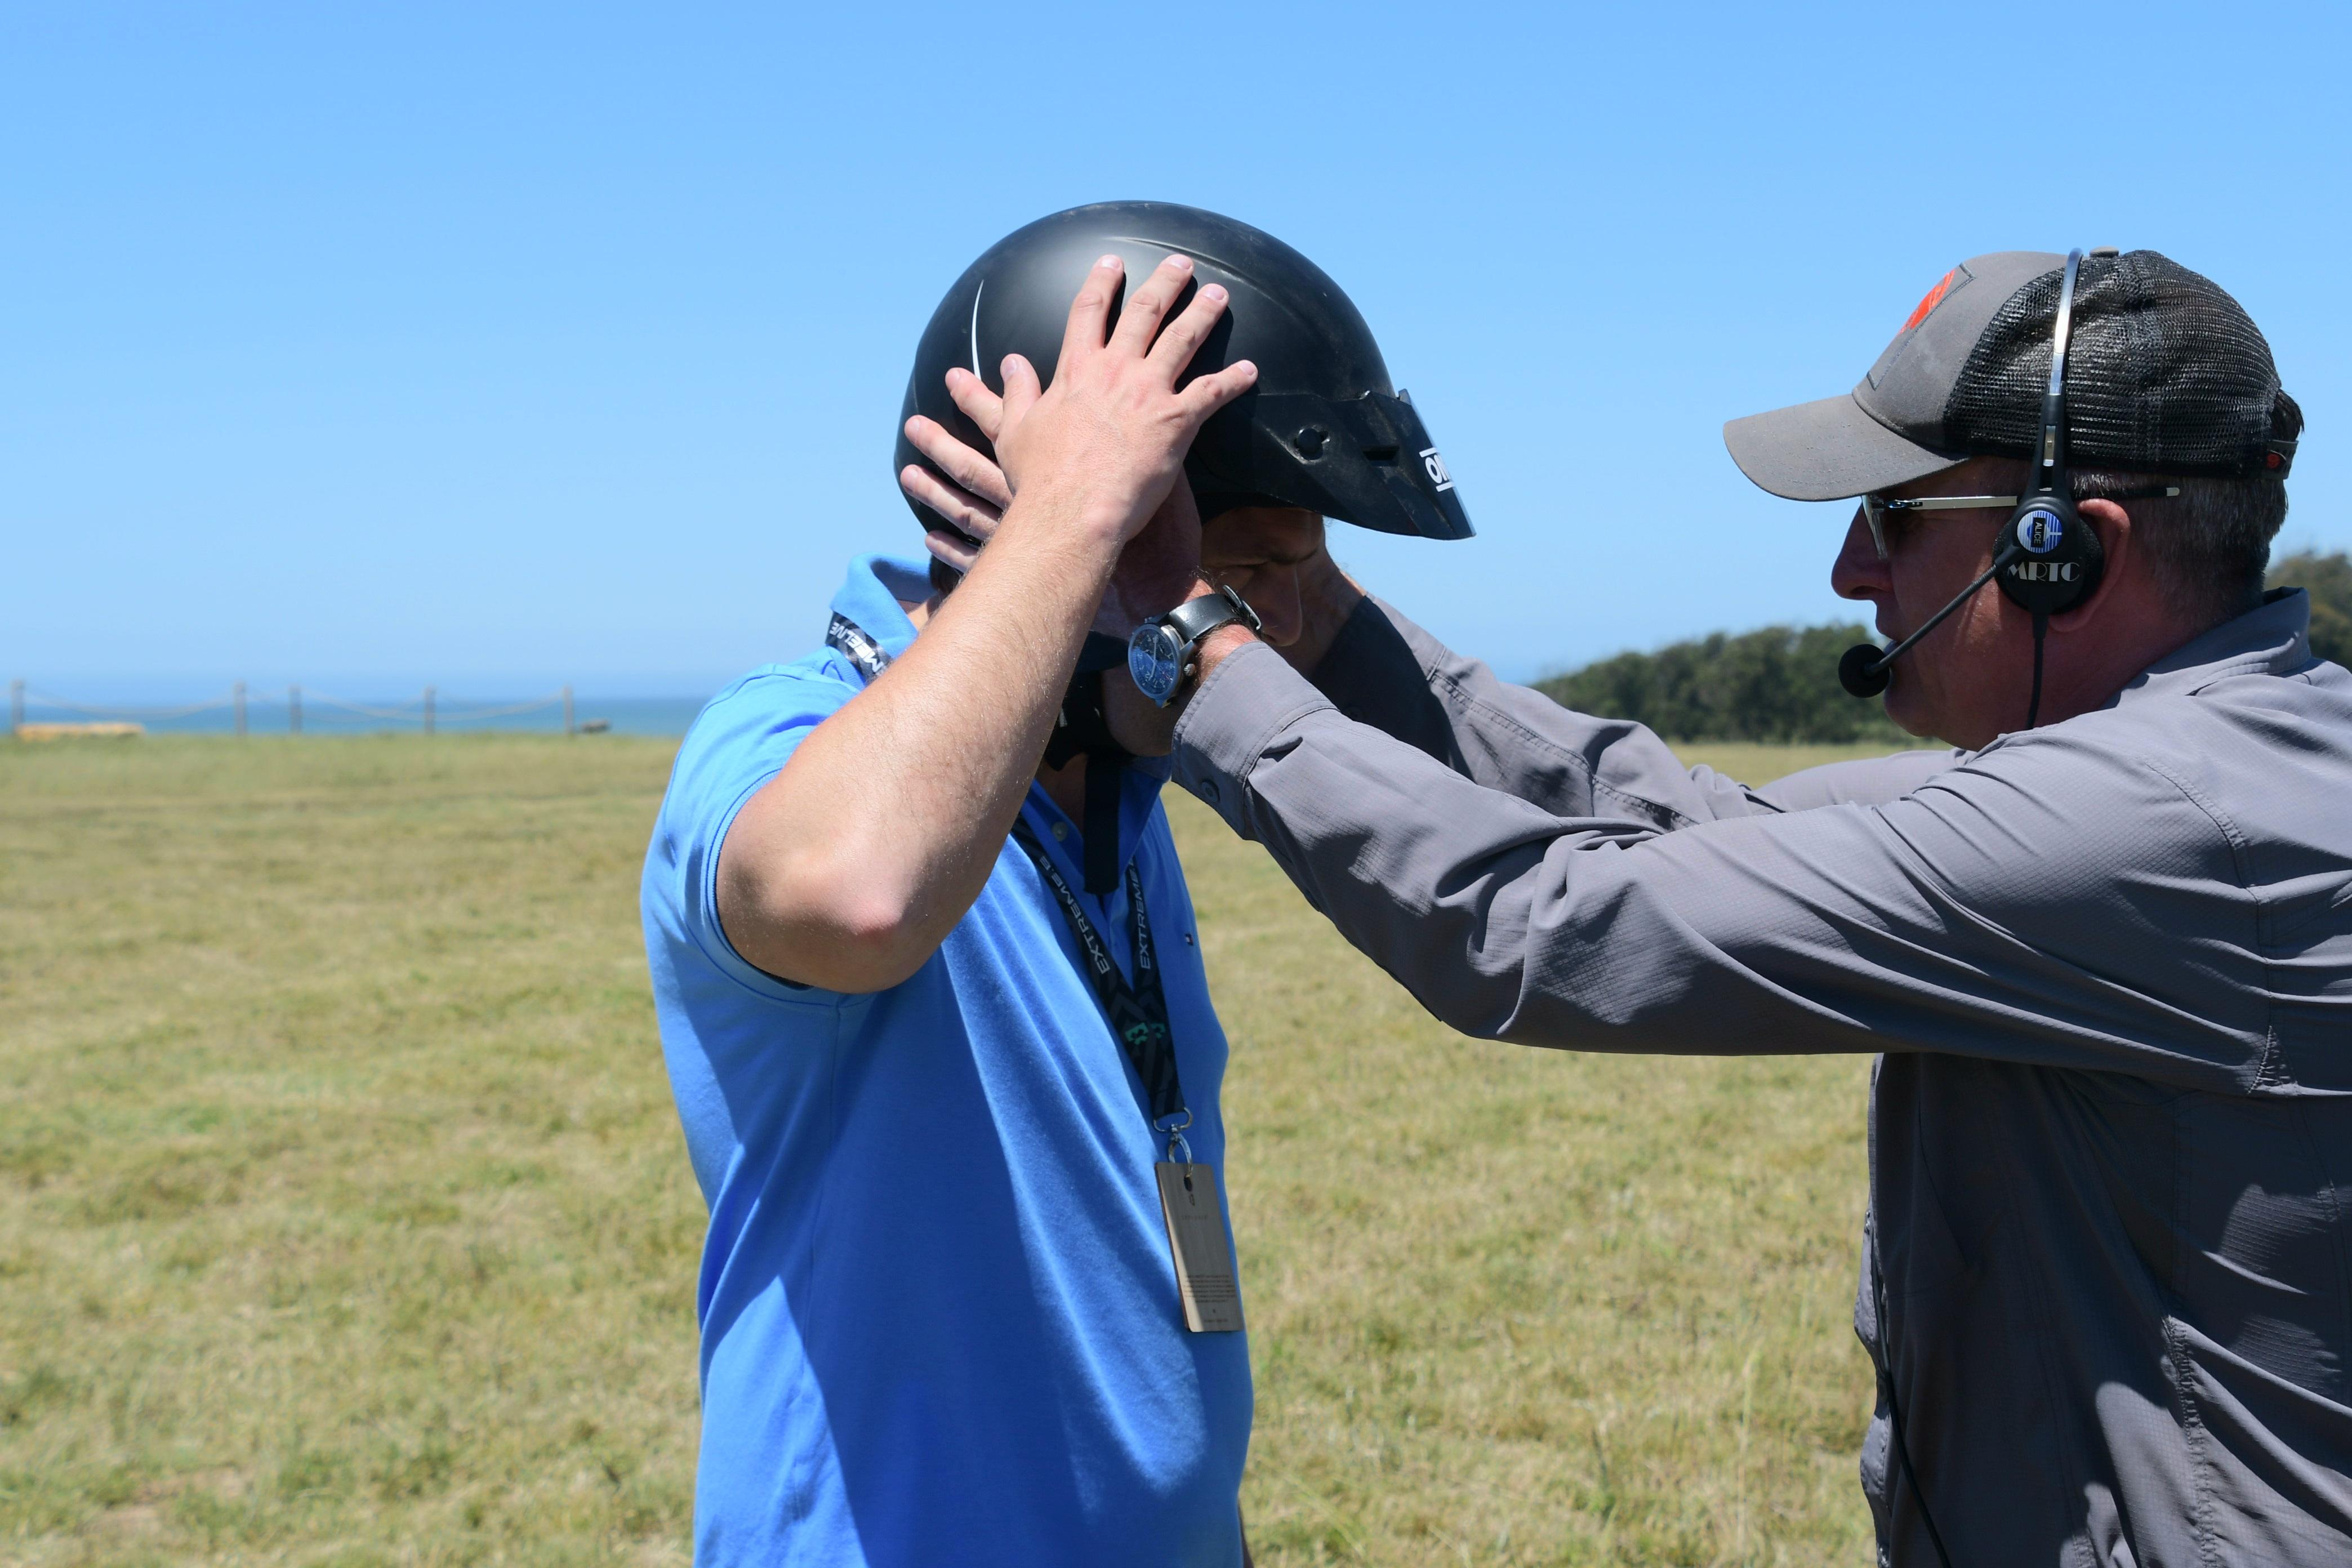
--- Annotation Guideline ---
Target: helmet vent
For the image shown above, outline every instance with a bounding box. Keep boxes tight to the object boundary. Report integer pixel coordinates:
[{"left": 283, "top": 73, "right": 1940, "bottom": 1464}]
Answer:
[{"left": 1361, "top": 445, "right": 1399, "bottom": 463}]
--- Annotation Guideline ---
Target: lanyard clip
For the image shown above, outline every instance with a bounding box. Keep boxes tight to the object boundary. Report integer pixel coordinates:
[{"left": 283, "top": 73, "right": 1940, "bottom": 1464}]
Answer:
[{"left": 1156, "top": 1110, "right": 1193, "bottom": 1166}]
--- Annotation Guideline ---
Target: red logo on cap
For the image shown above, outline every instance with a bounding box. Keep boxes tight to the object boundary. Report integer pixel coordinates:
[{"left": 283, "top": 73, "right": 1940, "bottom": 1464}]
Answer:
[{"left": 1904, "top": 269, "right": 1961, "bottom": 332}]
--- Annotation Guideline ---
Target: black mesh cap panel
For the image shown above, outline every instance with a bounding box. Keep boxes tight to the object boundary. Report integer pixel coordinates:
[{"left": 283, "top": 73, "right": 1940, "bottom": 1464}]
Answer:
[{"left": 1941, "top": 251, "right": 2302, "bottom": 478}]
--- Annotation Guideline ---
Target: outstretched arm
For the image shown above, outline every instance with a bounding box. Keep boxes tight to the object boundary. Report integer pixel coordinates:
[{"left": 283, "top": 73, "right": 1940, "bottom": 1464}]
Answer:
[
  {"left": 718, "top": 255, "right": 1255, "bottom": 992},
  {"left": 1263, "top": 555, "right": 1956, "bottom": 820},
  {"left": 1302, "top": 587, "right": 1775, "bottom": 827},
  {"left": 1163, "top": 638, "right": 2260, "bottom": 1087}
]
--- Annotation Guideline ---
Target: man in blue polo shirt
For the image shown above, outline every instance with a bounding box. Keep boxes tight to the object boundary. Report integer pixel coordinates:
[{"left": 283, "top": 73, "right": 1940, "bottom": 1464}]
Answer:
[
  {"left": 642, "top": 204, "right": 1471, "bottom": 1566},
  {"left": 647, "top": 541, "right": 1251, "bottom": 1565}
]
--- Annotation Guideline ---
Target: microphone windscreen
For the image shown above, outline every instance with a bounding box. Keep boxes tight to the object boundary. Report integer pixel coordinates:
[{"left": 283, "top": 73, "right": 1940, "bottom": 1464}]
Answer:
[{"left": 1838, "top": 642, "right": 1891, "bottom": 699}]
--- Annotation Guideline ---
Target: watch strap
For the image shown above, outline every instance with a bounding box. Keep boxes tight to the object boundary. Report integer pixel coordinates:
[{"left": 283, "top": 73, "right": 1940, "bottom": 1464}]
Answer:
[{"left": 1163, "top": 586, "right": 1259, "bottom": 648}]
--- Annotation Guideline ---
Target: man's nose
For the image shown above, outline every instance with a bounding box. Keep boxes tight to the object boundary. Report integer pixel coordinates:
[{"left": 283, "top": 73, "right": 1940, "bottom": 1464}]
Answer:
[
  {"left": 1830, "top": 505, "right": 1889, "bottom": 604},
  {"left": 1252, "top": 568, "right": 1304, "bottom": 648}
]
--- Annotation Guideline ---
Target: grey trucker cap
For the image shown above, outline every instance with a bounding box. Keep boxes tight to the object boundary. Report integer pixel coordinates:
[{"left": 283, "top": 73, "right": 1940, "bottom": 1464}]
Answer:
[{"left": 1724, "top": 250, "right": 2301, "bottom": 501}]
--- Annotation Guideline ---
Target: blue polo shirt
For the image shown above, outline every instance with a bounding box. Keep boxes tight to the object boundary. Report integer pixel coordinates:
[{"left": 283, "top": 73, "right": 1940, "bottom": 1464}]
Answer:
[{"left": 641, "top": 554, "right": 1251, "bottom": 1568}]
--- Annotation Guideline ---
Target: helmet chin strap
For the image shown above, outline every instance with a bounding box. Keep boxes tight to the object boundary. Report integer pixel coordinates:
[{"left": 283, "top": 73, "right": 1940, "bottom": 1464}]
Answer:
[{"left": 1040, "top": 634, "right": 1137, "bottom": 894}]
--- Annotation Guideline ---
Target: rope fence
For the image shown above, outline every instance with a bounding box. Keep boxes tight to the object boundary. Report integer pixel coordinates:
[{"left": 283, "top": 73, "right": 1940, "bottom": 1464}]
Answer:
[{"left": 10, "top": 680, "right": 586, "bottom": 737}]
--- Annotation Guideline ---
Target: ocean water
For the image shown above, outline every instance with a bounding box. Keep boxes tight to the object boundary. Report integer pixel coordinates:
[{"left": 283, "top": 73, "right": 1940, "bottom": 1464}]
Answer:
[{"left": 11, "top": 692, "right": 712, "bottom": 738}]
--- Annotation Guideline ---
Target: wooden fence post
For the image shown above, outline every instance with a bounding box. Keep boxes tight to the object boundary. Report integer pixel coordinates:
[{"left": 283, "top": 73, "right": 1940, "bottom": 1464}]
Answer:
[{"left": 423, "top": 686, "right": 436, "bottom": 737}]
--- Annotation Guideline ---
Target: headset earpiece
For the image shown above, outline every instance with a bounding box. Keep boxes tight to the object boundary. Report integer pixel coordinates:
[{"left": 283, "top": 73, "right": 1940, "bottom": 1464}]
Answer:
[
  {"left": 1996, "top": 246, "right": 2102, "bottom": 625},
  {"left": 1996, "top": 492, "right": 2102, "bottom": 616}
]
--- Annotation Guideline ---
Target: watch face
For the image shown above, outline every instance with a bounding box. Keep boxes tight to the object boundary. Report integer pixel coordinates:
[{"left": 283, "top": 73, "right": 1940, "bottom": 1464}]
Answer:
[{"left": 1128, "top": 623, "right": 1185, "bottom": 705}]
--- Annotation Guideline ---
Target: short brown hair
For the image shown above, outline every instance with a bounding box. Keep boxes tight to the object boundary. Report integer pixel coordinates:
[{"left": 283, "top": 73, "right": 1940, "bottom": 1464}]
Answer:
[{"left": 2074, "top": 469, "right": 2289, "bottom": 624}]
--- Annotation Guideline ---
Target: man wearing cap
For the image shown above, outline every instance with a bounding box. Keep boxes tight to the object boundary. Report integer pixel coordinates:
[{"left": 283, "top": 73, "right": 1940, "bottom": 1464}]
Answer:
[{"left": 923, "top": 248, "right": 2347, "bottom": 1563}]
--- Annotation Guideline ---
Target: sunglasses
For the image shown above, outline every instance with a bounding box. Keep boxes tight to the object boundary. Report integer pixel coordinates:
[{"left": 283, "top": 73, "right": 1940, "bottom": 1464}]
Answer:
[{"left": 1860, "top": 487, "right": 2180, "bottom": 561}]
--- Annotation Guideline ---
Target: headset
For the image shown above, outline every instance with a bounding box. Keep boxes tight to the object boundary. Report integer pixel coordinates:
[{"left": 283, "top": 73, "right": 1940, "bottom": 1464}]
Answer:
[{"left": 1839, "top": 247, "right": 2117, "bottom": 729}]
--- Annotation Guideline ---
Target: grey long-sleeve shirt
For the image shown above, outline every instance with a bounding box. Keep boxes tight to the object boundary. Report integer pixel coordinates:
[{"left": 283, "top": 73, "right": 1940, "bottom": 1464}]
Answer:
[{"left": 1169, "top": 588, "right": 2352, "bottom": 1567}]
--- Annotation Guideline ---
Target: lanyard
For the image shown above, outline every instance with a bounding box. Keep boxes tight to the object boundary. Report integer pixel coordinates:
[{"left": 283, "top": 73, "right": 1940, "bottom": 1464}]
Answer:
[
  {"left": 825, "top": 611, "right": 1192, "bottom": 1153},
  {"left": 1009, "top": 817, "right": 1190, "bottom": 1153}
]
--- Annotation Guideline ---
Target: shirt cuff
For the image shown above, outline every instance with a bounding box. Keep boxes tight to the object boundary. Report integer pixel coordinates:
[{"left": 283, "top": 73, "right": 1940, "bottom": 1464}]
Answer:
[{"left": 1170, "top": 640, "right": 1337, "bottom": 834}]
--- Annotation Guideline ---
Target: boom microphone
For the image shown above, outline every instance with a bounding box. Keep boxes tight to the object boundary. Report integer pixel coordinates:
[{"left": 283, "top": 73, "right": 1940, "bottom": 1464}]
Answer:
[
  {"left": 1838, "top": 538, "right": 2025, "bottom": 700},
  {"left": 1838, "top": 642, "right": 1893, "bottom": 698}
]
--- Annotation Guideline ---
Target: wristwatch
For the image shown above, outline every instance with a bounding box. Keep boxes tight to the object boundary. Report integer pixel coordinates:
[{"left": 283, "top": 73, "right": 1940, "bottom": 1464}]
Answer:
[{"left": 1128, "top": 586, "right": 1262, "bottom": 707}]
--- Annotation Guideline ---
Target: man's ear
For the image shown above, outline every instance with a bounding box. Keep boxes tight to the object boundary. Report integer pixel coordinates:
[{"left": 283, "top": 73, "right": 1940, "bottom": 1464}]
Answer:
[{"left": 2052, "top": 497, "right": 2135, "bottom": 631}]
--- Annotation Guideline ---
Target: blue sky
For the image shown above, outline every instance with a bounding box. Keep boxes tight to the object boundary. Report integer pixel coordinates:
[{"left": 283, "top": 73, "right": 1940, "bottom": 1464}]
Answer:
[{"left": 6, "top": 1, "right": 2347, "bottom": 697}]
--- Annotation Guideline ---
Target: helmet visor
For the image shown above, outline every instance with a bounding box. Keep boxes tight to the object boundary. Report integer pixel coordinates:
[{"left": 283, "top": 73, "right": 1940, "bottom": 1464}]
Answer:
[{"left": 1196, "top": 390, "right": 1473, "bottom": 541}]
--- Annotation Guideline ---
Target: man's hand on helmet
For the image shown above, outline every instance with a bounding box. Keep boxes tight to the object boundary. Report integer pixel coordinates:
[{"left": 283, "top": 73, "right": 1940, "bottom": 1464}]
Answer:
[
  {"left": 902, "top": 346, "right": 1204, "bottom": 642},
  {"left": 956, "top": 253, "right": 1255, "bottom": 560}
]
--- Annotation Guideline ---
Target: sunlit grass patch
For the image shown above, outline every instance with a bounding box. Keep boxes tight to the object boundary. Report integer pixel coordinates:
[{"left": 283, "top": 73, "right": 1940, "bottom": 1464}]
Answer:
[{"left": 2, "top": 733, "right": 1894, "bottom": 1564}]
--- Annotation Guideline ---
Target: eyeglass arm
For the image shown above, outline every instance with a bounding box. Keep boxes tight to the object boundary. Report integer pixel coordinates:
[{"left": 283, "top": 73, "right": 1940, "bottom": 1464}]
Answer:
[
  {"left": 1881, "top": 485, "right": 2178, "bottom": 513},
  {"left": 1879, "top": 495, "right": 2017, "bottom": 513}
]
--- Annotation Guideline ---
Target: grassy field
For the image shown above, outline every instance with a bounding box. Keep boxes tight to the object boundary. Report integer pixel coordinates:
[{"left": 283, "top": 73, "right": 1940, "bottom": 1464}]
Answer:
[{"left": 2, "top": 734, "right": 1899, "bottom": 1566}]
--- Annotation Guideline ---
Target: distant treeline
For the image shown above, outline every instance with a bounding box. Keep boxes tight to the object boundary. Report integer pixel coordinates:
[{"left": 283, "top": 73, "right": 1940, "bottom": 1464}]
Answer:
[
  {"left": 1533, "top": 549, "right": 2352, "bottom": 743},
  {"left": 2278, "top": 549, "right": 2352, "bottom": 669},
  {"left": 1534, "top": 622, "right": 1905, "bottom": 744}
]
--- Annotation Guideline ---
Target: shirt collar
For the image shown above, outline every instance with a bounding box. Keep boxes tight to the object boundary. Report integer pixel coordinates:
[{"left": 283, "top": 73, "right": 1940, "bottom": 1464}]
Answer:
[
  {"left": 827, "top": 554, "right": 934, "bottom": 680},
  {"left": 826, "top": 552, "right": 1173, "bottom": 883},
  {"left": 2115, "top": 587, "right": 2314, "bottom": 706}
]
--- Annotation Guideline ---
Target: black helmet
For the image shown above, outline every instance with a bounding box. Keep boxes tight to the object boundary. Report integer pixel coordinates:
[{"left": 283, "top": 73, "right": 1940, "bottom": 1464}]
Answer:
[{"left": 895, "top": 201, "right": 1472, "bottom": 545}]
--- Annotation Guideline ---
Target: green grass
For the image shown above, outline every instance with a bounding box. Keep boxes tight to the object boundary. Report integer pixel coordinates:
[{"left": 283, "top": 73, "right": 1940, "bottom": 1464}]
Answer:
[{"left": 2, "top": 733, "right": 1898, "bottom": 1565}]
